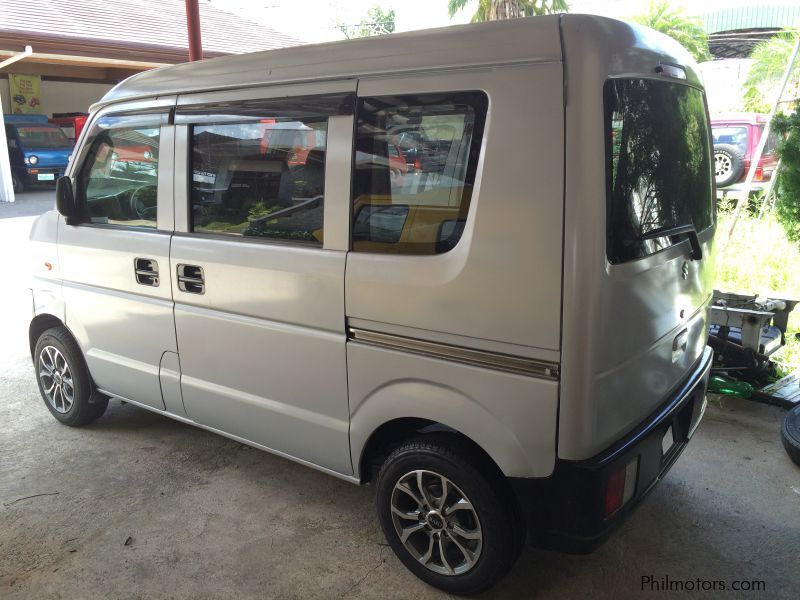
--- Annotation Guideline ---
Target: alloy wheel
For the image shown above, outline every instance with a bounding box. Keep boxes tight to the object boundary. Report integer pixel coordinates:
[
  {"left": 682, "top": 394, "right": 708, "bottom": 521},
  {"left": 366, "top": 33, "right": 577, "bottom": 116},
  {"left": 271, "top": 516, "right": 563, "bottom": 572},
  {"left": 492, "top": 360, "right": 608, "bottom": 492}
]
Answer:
[
  {"left": 390, "top": 469, "right": 483, "bottom": 576},
  {"left": 38, "top": 345, "right": 74, "bottom": 414}
]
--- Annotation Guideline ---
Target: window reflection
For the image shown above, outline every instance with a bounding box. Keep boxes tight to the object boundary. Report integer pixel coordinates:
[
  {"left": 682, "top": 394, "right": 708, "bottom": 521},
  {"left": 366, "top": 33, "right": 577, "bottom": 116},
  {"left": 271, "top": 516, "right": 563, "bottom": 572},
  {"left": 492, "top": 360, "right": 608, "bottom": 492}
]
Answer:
[
  {"left": 190, "top": 118, "right": 328, "bottom": 246},
  {"left": 606, "top": 79, "right": 713, "bottom": 264},
  {"left": 351, "top": 92, "right": 488, "bottom": 255}
]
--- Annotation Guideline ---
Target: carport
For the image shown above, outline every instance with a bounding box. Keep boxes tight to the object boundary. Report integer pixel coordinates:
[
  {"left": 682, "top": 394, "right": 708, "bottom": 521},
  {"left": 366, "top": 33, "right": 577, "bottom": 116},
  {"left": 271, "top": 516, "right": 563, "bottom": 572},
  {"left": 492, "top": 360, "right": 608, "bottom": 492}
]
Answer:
[{"left": 0, "top": 0, "right": 298, "bottom": 202}]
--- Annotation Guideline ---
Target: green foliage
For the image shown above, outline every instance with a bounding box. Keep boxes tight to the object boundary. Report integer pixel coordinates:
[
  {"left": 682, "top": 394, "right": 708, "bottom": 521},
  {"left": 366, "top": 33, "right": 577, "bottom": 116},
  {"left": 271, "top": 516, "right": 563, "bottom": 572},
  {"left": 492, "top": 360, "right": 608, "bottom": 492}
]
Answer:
[
  {"left": 339, "top": 5, "right": 396, "bottom": 38},
  {"left": 631, "top": 1, "right": 711, "bottom": 63},
  {"left": 743, "top": 31, "right": 800, "bottom": 113},
  {"left": 773, "top": 102, "right": 800, "bottom": 243},
  {"left": 715, "top": 206, "right": 800, "bottom": 374},
  {"left": 447, "top": 0, "right": 568, "bottom": 23}
]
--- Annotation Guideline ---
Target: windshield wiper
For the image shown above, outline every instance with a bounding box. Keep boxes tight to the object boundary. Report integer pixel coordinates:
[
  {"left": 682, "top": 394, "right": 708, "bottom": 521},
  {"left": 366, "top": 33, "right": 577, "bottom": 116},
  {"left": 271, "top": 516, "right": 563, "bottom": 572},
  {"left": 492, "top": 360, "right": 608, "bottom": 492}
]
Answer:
[{"left": 640, "top": 224, "right": 703, "bottom": 261}]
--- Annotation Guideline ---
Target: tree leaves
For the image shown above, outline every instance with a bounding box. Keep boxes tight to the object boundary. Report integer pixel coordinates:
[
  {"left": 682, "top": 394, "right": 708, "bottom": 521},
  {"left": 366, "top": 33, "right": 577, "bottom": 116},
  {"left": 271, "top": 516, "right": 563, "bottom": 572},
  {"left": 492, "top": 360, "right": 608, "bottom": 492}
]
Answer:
[
  {"left": 447, "top": 0, "right": 569, "bottom": 22},
  {"left": 631, "top": 1, "right": 711, "bottom": 63}
]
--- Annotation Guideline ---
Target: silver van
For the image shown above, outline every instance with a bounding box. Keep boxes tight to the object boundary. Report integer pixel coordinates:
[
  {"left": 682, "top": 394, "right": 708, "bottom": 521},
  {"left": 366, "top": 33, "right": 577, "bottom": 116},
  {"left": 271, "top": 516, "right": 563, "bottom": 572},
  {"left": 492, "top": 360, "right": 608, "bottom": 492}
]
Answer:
[{"left": 28, "top": 14, "right": 714, "bottom": 594}]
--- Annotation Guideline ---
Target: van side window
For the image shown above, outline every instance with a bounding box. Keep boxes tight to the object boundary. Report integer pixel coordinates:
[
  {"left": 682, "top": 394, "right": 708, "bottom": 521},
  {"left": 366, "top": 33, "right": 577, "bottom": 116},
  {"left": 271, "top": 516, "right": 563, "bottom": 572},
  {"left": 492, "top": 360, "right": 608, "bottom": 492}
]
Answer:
[
  {"left": 77, "top": 114, "right": 164, "bottom": 228},
  {"left": 351, "top": 92, "right": 488, "bottom": 255},
  {"left": 187, "top": 116, "right": 328, "bottom": 246}
]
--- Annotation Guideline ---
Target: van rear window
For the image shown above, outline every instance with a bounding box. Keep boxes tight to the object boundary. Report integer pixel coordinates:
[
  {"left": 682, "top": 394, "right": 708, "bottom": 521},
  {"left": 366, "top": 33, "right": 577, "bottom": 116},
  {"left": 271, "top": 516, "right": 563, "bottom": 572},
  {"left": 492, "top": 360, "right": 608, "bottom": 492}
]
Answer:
[{"left": 605, "top": 79, "right": 713, "bottom": 264}]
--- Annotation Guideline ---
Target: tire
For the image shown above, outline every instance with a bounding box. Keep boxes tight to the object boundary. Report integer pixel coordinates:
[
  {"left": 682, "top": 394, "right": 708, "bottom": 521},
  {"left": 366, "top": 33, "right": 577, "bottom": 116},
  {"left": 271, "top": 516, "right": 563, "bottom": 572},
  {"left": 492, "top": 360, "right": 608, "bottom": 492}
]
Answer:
[
  {"left": 714, "top": 144, "right": 745, "bottom": 188},
  {"left": 33, "top": 326, "right": 108, "bottom": 426},
  {"left": 12, "top": 174, "right": 24, "bottom": 194},
  {"left": 781, "top": 404, "right": 800, "bottom": 467},
  {"left": 375, "top": 435, "right": 523, "bottom": 595}
]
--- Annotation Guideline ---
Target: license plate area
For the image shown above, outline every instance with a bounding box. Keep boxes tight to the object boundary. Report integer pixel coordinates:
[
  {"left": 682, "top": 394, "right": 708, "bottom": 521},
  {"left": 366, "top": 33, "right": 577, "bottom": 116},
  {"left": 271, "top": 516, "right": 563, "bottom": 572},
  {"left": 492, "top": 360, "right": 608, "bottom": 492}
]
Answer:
[{"left": 37, "top": 173, "right": 55, "bottom": 181}]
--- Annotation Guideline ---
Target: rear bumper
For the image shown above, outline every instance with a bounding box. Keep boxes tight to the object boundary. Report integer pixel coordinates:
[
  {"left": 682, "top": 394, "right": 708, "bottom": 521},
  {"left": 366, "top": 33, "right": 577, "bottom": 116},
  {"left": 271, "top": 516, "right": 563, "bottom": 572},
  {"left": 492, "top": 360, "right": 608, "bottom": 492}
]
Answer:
[{"left": 511, "top": 346, "right": 713, "bottom": 553}]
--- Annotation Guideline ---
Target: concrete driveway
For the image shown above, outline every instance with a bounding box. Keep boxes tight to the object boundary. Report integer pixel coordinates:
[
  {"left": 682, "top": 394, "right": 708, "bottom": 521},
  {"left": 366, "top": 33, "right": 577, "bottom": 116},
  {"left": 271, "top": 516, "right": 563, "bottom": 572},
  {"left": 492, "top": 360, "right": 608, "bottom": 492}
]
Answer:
[{"left": 1, "top": 192, "right": 798, "bottom": 599}]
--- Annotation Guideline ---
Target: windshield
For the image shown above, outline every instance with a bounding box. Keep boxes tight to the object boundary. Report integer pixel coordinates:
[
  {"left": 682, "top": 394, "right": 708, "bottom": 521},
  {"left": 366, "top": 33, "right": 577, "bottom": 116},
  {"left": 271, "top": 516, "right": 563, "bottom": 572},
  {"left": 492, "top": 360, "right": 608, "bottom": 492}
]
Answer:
[
  {"left": 605, "top": 78, "right": 713, "bottom": 264},
  {"left": 16, "top": 125, "right": 73, "bottom": 150}
]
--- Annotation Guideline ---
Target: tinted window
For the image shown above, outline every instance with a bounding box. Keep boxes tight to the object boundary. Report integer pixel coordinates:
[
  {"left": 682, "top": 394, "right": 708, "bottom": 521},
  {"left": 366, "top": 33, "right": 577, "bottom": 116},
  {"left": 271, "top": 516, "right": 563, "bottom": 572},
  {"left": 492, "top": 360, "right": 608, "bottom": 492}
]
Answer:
[
  {"left": 763, "top": 128, "right": 780, "bottom": 157},
  {"left": 351, "top": 92, "right": 488, "bottom": 255},
  {"left": 188, "top": 116, "right": 328, "bottom": 246},
  {"left": 605, "top": 79, "right": 713, "bottom": 264},
  {"left": 78, "top": 114, "right": 163, "bottom": 228},
  {"left": 712, "top": 126, "right": 748, "bottom": 156}
]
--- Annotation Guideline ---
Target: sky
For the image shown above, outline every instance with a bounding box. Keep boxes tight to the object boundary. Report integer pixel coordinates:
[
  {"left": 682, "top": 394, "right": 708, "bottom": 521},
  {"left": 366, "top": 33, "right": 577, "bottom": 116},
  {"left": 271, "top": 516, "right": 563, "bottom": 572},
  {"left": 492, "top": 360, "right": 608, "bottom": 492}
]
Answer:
[{"left": 207, "top": 0, "right": 798, "bottom": 44}]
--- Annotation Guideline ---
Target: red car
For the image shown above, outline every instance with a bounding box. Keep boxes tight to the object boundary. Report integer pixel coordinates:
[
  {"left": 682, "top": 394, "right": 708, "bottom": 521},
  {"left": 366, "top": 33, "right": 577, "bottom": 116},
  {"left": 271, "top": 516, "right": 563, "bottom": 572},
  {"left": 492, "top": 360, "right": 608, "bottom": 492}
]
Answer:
[
  {"left": 711, "top": 113, "right": 779, "bottom": 189},
  {"left": 49, "top": 113, "right": 89, "bottom": 142}
]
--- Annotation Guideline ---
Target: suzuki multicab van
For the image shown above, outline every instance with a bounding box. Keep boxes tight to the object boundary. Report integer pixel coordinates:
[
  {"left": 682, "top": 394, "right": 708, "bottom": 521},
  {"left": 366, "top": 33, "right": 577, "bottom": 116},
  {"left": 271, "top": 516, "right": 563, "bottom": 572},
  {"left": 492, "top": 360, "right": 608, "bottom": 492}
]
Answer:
[{"left": 28, "top": 15, "right": 715, "bottom": 594}]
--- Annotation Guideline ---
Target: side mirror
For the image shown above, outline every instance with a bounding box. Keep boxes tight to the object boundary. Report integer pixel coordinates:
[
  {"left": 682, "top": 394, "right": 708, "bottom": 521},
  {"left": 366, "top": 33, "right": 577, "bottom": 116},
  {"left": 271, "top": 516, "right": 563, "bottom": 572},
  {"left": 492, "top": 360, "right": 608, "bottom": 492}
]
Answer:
[{"left": 55, "top": 176, "right": 78, "bottom": 224}]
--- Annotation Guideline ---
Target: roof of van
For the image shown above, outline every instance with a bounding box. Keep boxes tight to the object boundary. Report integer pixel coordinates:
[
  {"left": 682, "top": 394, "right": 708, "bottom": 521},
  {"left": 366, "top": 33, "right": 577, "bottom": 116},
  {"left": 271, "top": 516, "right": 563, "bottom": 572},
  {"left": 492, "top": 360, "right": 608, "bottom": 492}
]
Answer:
[{"left": 97, "top": 14, "right": 698, "bottom": 109}]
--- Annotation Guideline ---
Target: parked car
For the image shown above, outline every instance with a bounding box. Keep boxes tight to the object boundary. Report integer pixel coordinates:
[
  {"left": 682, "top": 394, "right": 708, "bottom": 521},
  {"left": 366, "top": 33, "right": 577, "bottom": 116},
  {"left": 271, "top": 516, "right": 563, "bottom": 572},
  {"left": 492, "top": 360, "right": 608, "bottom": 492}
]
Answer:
[
  {"left": 5, "top": 114, "right": 73, "bottom": 193},
  {"left": 711, "top": 113, "right": 778, "bottom": 189},
  {"left": 30, "top": 15, "right": 713, "bottom": 595},
  {"left": 49, "top": 113, "right": 89, "bottom": 142}
]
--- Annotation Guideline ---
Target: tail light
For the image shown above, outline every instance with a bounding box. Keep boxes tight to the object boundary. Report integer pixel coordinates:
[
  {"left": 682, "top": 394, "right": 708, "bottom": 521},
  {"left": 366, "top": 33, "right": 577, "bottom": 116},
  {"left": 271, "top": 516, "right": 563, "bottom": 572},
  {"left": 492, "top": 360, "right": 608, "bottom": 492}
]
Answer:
[
  {"left": 603, "top": 457, "right": 639, "bottom": 518},
  {"left": 413, "top": 159, "right": 422, "bottom": 171},
  {"left": 753, "top": 167, "right": 763, "bottom": 182}
]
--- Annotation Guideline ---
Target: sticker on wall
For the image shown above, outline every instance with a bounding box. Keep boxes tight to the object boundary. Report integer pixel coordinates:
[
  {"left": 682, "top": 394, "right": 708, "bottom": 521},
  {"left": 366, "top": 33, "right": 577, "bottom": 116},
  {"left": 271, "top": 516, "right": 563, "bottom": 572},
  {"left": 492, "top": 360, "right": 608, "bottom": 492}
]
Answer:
[{"left": 9, "top": 74, "right": 42, "bottom": 114}]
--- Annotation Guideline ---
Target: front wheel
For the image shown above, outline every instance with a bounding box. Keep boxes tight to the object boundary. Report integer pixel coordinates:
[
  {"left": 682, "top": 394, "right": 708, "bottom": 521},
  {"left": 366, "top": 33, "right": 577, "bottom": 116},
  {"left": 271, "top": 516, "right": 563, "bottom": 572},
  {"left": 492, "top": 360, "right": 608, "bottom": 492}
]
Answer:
[
  {"left": 375, "top": 435, "right": 522, "bottom": 595},
  {"left": 12, "top": 174, "right": 24, "bottom": 194},
  {"left": 34, "top": 326, "right": 108, "bottom": 426}
]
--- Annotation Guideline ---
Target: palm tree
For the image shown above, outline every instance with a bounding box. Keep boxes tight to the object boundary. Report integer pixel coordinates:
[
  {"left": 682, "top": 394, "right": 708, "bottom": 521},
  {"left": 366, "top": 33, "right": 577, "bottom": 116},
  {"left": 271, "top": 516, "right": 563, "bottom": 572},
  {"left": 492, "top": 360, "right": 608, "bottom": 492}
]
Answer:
[
  {"left": 448, "top": 0, "right": 568, "bottom": 23},
  {"left": 743, "top": 31, "right": 800, "bottom": 113},
  {"left": 631, "top": 2, "right": 711, "bottom": 63}
]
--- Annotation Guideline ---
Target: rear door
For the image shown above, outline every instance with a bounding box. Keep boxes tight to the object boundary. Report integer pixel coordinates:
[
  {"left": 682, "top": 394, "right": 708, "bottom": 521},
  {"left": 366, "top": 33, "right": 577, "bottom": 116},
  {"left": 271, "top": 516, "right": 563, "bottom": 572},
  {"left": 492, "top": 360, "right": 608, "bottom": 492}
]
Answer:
[
  {"left": 58, "top": 100, "right": 178, "bottom": 410},
  {"left": 169, "top": 84, "right": 355, "bottom": 475},
  {"left": 559, "top": 16, "right": 716, "bottom": 461},
  {"left": 599, "top": 77, "right": 715, "bottom": 412}
]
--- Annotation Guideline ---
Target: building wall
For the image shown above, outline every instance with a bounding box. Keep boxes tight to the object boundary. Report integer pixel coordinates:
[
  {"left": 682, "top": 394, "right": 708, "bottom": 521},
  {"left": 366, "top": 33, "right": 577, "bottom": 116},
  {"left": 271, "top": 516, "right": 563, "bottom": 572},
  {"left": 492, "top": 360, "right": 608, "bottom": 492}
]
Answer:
[{"left": 1, "top": 78, "right": 113, "bottom": 116}]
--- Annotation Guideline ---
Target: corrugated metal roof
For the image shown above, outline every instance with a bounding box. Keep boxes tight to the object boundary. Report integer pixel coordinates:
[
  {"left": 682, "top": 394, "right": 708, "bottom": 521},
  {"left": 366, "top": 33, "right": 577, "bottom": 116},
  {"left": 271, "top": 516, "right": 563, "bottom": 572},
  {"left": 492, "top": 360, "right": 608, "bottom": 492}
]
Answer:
[
  {"left": 0, "top": 0, "right": 300, "bottom": 57},
  {"left": 100, "top": 15, "right": 565, "bottom": 106},
  {"left": 704, "top": 4, "right": 800, "bottom": 34}
]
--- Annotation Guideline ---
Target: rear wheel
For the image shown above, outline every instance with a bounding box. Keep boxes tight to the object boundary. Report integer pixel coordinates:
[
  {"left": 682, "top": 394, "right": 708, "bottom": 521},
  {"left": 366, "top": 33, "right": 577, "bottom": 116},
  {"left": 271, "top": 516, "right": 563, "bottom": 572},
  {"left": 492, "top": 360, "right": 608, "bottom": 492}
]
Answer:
[
  {"left": 375, "top": 435, "right": 522, "bottom": 595},
  {"left": 34, "top": 326, "right": 108, "bottom": 426}
]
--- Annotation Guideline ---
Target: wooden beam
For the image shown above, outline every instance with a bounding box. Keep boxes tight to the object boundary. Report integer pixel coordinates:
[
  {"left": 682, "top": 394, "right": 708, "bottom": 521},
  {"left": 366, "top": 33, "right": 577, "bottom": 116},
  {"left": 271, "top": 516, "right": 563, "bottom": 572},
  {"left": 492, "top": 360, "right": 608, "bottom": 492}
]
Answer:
[
  {"left": 0, "top": 30, "right": 228, "bottom": 66},
  {"left": 0, "top": 52, "right": 158, "bottom": 71},
  {"left": 0, "top": 61, "right": 108, "bottom": 80}
]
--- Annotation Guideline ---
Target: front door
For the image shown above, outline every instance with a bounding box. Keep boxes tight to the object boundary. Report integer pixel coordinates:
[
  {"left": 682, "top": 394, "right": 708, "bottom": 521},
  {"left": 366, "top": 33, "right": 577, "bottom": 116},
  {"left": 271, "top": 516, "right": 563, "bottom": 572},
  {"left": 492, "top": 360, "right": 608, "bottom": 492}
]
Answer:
[
  {"left": 59, "top": 106, "right": 178, "bottom": 410},
  {"left": 170, "top": 86, "right": 354, "bottom": 475}
]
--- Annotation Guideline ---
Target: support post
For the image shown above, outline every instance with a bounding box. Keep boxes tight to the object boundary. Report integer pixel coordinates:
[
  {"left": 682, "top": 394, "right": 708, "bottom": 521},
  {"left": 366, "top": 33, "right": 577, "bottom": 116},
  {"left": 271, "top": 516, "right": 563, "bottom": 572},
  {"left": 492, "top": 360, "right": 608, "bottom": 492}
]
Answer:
[
  {"left": 184, "top": 0, "right": 203, "bottom": 62},
  {"left": 0, "top": 45, "right": 33, "bottom": 203}
]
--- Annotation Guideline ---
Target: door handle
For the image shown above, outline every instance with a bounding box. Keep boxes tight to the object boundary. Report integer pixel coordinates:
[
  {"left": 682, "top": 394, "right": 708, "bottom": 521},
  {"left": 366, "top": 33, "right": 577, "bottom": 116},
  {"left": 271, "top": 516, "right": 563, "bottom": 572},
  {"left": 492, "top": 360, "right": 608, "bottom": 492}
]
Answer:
[
  {"left": 134, "top": 257, "right": 159, "bottom": 286},
  {"left": 177, "top": 264, "right": 205, "bottom": 294}
]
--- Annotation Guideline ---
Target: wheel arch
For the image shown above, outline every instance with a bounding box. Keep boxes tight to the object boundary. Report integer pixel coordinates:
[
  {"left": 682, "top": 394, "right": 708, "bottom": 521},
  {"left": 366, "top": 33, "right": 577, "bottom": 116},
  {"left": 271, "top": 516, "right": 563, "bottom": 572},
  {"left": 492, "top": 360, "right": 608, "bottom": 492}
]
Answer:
[
  {"left": 29, "top": 313, "right": 67, "bottom": 358},
  {"left": 358, "top": 417, "right": 511, "bottom": 485},
  {"left": 350, "top": 380, "right": 538, "bottom": 482}
]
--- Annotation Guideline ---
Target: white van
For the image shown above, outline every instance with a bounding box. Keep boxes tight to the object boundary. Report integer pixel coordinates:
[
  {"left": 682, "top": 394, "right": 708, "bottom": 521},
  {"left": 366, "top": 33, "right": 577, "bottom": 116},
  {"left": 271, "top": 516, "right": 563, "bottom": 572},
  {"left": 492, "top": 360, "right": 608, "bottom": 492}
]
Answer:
[{"left": 28, "top": 15, "right": 714, "bottom": 594}]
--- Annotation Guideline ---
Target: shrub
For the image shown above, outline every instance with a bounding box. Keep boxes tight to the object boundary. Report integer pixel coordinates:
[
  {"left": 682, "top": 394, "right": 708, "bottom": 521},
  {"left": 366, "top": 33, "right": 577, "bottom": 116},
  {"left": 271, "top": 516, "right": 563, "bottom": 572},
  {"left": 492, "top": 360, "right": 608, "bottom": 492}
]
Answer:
[{"left": 774, "top": 102, "right": 800, "bottom": 243}]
